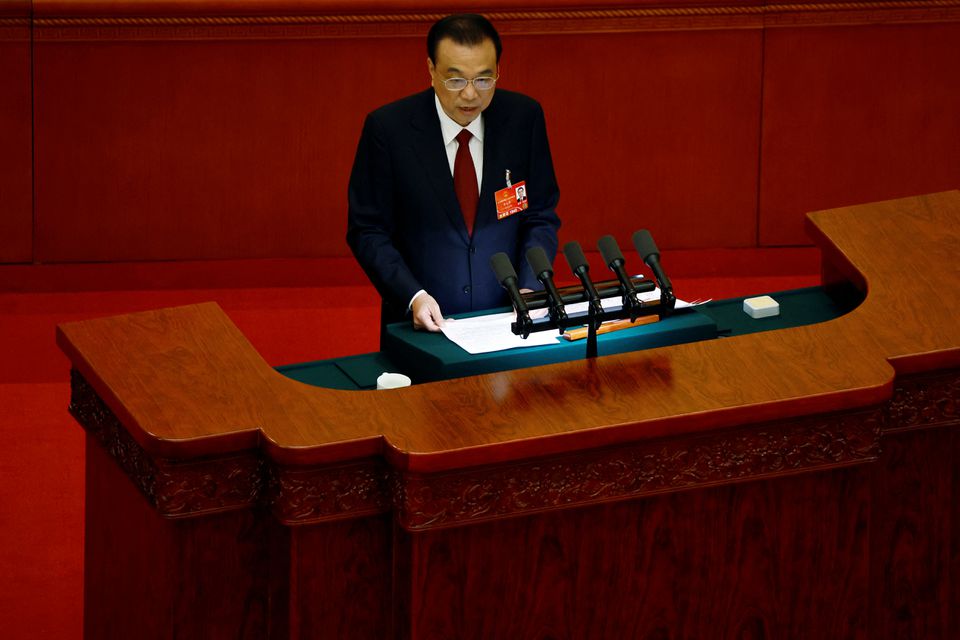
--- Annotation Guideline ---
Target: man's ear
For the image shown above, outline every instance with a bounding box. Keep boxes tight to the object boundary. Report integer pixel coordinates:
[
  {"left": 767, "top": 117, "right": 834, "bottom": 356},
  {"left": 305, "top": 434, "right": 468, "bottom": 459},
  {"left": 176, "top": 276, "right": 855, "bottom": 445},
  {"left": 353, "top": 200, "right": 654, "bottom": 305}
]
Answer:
[{"left": 427, "top": 57, "right": 435, "bottom": 79}]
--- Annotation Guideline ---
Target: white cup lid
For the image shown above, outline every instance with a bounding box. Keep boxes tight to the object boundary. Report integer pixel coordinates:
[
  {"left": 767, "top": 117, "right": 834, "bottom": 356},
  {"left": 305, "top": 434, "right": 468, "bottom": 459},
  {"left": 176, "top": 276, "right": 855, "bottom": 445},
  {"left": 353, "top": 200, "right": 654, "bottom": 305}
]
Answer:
[{"left": 376, "top": 372, "right": 411, "bottom": 390}]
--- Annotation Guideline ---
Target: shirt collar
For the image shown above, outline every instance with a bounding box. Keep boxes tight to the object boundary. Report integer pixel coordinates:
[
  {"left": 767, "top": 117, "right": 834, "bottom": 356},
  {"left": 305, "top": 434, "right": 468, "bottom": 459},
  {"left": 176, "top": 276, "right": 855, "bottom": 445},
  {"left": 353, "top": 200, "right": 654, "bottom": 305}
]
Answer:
[{"left": 434, "top": 93, "right": 484, "bottom": 146}]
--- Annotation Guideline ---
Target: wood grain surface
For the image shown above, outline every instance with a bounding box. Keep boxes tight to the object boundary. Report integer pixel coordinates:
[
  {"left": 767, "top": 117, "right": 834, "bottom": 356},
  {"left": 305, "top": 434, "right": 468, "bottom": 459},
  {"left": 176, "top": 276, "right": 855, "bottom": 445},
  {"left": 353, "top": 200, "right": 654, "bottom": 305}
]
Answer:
[
  {"left": 58, "top": 191, "right": 960, "bottom": 472},
  {"left": 65, "top": 193, "right": 960, "bottom": 639},
  {"left": 83, "top": 433, "right": 272, "bottom": 638},
  {"left": 396, "top": 466, "right": 873, "bottom": 638}
]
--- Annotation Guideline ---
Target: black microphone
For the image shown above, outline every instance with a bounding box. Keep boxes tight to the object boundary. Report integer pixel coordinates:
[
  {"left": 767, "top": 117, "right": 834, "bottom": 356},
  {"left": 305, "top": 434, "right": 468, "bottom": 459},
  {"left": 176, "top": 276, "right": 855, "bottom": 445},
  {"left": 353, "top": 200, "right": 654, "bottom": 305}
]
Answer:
[
  {"left": 598, "top": 235, "right": 640, "bottom": 321},
  {"left": 526, "top": 246, "right": 567, "bottom": 331},
  {"left": 632, "top": 229, "right": 676, "bottom": 313},
  {"left": 490, "top": 252, "right": 532, "bottom": 338},
  {"left": 562, "top": 241, "right": 604, "bottom": 325}
]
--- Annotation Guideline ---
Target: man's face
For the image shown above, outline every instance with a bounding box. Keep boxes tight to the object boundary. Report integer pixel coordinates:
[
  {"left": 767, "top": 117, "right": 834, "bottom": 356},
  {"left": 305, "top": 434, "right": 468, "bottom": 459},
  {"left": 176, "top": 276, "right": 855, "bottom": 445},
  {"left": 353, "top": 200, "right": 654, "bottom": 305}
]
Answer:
[{"left": 428, "top": 37, "right": 498, "bottom": 127}]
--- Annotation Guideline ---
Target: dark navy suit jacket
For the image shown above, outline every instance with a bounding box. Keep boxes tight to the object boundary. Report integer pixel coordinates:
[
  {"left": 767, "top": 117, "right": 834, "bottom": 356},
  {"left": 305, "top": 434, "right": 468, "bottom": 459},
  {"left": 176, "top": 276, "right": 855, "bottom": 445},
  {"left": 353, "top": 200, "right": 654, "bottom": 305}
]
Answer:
[{"left": 347, "top": 88, "right": 561, "bottom": 326}]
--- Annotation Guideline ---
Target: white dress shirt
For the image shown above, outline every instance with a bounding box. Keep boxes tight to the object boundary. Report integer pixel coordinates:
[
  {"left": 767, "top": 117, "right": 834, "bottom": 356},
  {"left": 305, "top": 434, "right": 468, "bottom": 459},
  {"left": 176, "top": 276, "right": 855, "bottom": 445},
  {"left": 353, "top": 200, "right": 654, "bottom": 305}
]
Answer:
[{"left": 434, "top": 93, "right": 484, "bottom": 190}]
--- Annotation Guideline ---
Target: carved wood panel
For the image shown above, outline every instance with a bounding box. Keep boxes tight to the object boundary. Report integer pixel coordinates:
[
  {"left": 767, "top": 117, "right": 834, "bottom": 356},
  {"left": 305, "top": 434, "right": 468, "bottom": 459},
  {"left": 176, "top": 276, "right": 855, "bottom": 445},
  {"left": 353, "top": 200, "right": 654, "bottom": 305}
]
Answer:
[{"left": 71, "top": 368, "right": 943, "bottom": 531}]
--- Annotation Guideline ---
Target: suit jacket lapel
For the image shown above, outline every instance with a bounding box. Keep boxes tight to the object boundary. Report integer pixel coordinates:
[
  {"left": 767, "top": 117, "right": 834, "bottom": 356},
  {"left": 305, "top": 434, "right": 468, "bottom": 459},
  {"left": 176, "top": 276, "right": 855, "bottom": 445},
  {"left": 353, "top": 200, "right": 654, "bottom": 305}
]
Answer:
[
  {"left": 410, "top": 90, "right": 471, "bottom": 245},
  {"left": 478, "top": 95, "right": 509, "bottom": 236}
]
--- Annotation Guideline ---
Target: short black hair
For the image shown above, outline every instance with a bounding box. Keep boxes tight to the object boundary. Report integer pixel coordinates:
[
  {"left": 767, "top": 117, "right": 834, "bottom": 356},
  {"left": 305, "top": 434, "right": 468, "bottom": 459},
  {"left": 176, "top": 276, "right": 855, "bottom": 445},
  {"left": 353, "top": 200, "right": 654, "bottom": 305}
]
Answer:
[{"left": 427, "top": 14, "right": 502, "bottom": 64}]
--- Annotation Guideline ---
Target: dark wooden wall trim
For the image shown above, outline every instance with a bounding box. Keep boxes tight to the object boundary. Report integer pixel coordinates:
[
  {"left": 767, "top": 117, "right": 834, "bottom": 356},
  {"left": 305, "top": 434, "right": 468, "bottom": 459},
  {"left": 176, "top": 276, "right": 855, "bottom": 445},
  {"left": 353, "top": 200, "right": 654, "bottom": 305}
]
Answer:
[{"left": 28, "top": 1, "right": 960, "bottom": 38}]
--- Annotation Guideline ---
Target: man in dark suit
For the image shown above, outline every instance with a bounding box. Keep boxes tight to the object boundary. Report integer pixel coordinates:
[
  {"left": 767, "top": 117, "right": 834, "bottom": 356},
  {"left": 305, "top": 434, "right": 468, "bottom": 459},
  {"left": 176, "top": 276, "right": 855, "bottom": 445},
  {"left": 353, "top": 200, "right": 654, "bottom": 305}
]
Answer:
[{"left": 347, "top": 13, "right": 561, "bottom": 333}]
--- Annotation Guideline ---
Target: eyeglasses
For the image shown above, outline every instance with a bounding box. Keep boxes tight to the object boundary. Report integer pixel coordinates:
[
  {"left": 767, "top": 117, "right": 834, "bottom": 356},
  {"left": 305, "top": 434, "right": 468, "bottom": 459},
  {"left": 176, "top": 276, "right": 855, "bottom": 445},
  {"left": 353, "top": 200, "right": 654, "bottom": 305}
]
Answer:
[{"left": 441, "top": 76, "right": 498, "bottom": 92}]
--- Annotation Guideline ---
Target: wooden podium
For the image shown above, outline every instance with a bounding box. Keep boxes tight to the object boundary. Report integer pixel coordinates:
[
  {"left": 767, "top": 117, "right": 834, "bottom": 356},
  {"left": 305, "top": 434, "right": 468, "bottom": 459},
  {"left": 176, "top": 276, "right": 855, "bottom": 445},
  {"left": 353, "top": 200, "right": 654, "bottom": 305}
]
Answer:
[{"left": 59, "top": 192, "right": 960, "bottom": 638}]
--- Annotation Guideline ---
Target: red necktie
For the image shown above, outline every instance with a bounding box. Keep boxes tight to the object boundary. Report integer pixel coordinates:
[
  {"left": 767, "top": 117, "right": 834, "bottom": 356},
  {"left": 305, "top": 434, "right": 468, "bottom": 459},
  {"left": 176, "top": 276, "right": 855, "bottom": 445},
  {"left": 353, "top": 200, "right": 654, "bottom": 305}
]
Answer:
[{"left": 454, "top": 129, "right": 479, "bottom": 235}]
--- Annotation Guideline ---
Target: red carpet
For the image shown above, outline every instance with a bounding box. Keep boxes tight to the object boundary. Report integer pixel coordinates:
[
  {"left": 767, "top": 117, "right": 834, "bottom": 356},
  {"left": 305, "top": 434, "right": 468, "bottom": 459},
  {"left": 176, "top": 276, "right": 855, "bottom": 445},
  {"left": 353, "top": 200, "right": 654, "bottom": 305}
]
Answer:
[
  {"left": 0, "top": 383, "right": 84, "bottom": 639},
  {"left": 0, "top": 283, "right": 382, "bottom": 638},
  {"left": 0, "top": 260, "right": 818, "bottom": 638}
]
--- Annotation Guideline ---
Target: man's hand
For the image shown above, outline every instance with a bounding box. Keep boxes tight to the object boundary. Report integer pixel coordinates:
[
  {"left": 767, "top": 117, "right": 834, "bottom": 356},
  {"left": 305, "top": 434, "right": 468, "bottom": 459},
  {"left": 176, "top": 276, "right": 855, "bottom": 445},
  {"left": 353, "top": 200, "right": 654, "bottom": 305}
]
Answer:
[
  {"left": 518, "top": 288, "right": 548, "bottom": 319},
  {"left": 411, "top": 293, "right": 445, "bottom": 331}
]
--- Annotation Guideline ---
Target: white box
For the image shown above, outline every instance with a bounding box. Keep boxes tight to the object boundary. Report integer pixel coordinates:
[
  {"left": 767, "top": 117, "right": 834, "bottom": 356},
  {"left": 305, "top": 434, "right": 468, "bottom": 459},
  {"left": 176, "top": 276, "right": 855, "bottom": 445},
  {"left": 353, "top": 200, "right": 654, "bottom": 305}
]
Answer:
[{"left": 743, "top": 295, "right": 780, "bottom": 318}]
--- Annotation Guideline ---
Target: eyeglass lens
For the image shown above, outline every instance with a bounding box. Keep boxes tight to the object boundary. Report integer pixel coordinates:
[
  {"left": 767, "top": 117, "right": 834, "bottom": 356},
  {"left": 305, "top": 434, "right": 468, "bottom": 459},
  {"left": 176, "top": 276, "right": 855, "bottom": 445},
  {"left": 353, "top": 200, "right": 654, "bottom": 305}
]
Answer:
[{"left": 443, "top": 77, "right": 496, "bottom": 91}]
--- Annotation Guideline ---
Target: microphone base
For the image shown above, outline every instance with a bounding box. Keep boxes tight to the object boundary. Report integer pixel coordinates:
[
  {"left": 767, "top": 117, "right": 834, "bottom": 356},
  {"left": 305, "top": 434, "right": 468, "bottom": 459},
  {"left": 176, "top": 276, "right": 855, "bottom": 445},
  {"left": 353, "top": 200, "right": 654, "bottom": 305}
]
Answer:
[{"left": 586, "top": 318, "right": 598, "bottom": 359}]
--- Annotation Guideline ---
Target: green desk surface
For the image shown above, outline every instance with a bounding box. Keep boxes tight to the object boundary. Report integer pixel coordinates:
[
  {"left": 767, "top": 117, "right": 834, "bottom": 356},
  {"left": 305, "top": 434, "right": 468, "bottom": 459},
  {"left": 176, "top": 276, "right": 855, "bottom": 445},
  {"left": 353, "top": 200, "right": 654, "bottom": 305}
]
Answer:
[
  {"left": 698, "top": 282, "right": 862, "bottom": 337},
  {"left": 276, "top": 284, "right": 864, "bottom": 390},
  {"left": 383, "top": 307, "right": 716, "bottom": 384},
  {"left": 278, "top": 351, "right": 402, "bottom": 391}
]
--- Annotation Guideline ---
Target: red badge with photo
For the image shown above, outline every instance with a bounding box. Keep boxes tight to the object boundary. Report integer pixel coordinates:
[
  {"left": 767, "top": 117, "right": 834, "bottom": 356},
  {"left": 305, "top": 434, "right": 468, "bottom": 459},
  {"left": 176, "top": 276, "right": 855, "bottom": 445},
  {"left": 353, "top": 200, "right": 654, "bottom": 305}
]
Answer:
[{"left": 495, "top": 181, "right": 529, "bottom": 220}]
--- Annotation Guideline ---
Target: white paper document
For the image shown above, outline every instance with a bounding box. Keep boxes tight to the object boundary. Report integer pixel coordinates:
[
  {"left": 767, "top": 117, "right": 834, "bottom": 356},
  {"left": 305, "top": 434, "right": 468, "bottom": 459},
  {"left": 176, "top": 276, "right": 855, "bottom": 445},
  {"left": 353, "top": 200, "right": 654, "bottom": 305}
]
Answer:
[
  {"left": 440, "top": 287, "right": 707, "bottom": 355},
  {"left": 440, "top": 311, "right": 562, "bottom": 355}
]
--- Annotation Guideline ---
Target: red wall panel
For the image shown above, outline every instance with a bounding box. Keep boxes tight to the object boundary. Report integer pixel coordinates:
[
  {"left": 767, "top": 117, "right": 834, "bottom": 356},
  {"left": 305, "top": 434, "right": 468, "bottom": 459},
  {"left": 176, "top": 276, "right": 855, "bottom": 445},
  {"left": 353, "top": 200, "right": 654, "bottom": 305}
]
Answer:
[
  {"left": 34, "top": 37, "right": 425, "bottom": 262},
  {"left": 34, "top": 27, "right": 762, "bottom": 262},
  {"left": 508, "top": 30, "right": 762, "bottom": 251},
  {"left": 0, "top": 8, "right": 33, "bottom": 264},
  {"left": 19, "top": 2, "right": 960, "bottom": 264},
  {"left": 759, "top": 23, "right": 960, "bottom": 246}
]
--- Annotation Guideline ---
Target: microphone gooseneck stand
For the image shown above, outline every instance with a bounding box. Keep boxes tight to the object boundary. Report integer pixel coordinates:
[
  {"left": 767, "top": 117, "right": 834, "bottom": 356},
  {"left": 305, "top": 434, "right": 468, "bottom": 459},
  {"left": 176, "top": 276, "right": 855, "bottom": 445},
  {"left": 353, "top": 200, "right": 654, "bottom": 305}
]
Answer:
[
  {"left": 563, "top": 241, "right": 605, "bottom": 359},
  {"left": 491, "top": 231, "right": 676, "bottom": 360}
]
